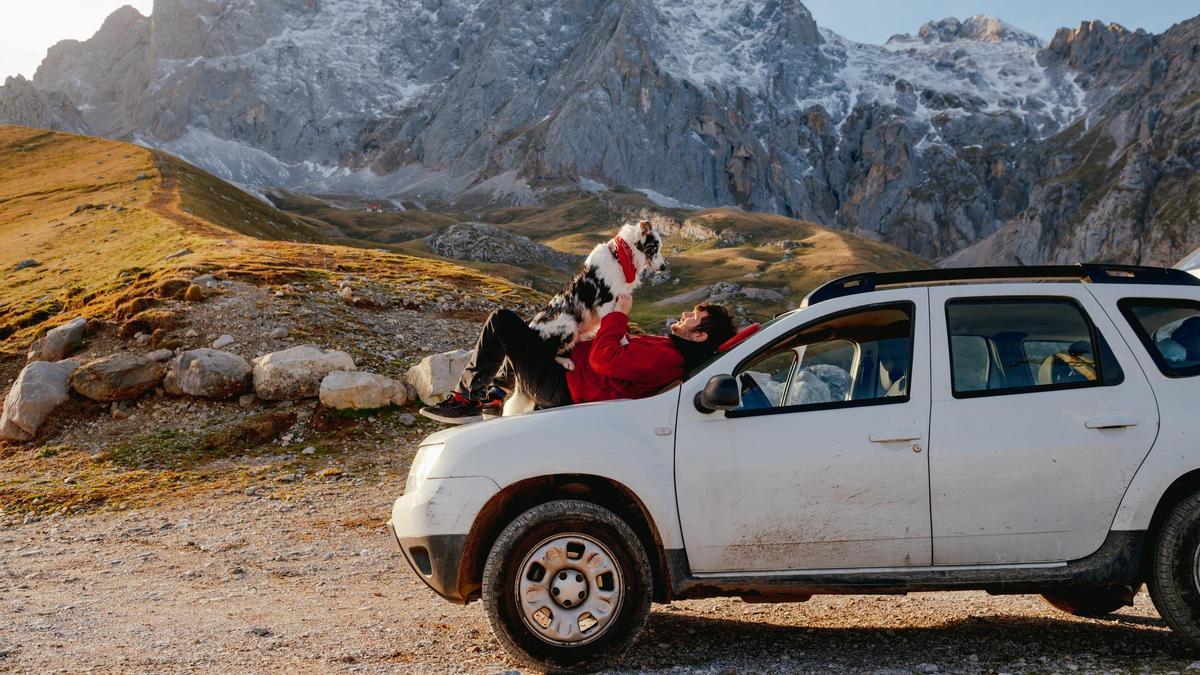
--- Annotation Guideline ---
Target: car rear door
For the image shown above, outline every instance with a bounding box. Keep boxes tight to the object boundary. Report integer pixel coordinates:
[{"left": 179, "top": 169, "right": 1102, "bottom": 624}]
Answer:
[
  {"left": 927, "top": 284, "right": 1159, "bottom": 565},
  {"left": 674, "top": 288, "right": 933, "bottom": 573}
]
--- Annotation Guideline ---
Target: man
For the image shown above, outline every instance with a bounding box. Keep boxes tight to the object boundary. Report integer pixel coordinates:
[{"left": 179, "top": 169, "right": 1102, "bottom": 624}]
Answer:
[{"left": 420, "top": 294, "right": 737, "bottom": 424}]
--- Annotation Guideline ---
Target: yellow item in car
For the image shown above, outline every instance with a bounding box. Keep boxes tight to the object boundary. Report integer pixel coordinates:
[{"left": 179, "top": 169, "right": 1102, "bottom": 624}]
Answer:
[{"left": 1038, "top": 351, "right": 1097, "bottom": 385}]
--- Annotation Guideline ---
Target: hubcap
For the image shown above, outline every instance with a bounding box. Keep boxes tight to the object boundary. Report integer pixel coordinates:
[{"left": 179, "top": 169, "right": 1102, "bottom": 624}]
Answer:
[{"left": 515, "top": 533, "right": 624, "bottom": 646}]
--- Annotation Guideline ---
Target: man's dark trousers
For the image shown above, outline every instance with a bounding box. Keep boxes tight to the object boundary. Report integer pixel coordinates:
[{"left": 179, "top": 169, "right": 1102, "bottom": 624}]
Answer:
[{"left": 457, "top": 309, "right": 572, "bottom": 409}]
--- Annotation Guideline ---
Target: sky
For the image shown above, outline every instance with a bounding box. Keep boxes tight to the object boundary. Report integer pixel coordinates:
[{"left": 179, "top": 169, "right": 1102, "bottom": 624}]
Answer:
[{"left": 0, "top": 1, "right": 1197, "bottom": 80}]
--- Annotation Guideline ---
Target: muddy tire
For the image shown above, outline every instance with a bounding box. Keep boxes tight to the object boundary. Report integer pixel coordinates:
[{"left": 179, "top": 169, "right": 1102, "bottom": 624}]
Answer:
[
  {"left": 1151, "top": 493, "right": 1200, "bottom": 648},
  {"left": 1041, "top": 585, "right": 1138, "bottom": 617},
  {"left": 482, "top": 500, "right": 652, "bottom": 672}
]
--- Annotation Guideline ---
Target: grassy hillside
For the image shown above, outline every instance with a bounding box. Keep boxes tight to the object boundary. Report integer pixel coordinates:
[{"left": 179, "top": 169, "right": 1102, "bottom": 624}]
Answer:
[
  {"left": 268, "top": 187, "right": 929, "bottom": 325},
  {"left": 0, "top": 125, "right": 537, "bottom": 352}
]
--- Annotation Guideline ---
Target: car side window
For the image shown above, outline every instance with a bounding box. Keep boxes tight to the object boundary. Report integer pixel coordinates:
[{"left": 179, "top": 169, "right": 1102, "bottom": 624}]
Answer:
[
  {"left": 1119, "top": 298, "right": 1200, "bottom": 378},
  {"left": 946, "top": 297, "right": 1122, "bottom": 397},
  {"left": 731, "top": 303, "right": 913, "bottom": 416}
]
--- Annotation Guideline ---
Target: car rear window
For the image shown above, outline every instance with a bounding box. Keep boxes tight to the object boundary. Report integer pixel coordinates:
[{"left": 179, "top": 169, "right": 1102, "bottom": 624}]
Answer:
[{"left": 1119, "top": 298, "right": 1200, "bottom": 377}]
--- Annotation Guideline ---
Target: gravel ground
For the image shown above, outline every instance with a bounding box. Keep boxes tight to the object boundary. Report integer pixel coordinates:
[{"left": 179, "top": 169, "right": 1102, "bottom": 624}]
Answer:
[{"left": 1, "top": 481, "right": 1194, "bottom": 674}]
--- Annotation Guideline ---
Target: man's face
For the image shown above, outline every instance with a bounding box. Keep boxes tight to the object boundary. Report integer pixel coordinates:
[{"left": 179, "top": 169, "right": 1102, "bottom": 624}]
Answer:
[{"left": 670, "top": 306, "right": 708, "bottom": 343}]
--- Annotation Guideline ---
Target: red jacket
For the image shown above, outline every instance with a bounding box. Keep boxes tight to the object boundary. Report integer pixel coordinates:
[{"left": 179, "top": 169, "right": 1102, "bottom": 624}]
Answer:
[{"left": 565, "top": 312, "right": 684, "bottom": 403}]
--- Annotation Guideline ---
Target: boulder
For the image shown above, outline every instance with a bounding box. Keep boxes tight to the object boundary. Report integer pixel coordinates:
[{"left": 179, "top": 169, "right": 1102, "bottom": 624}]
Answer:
[
  {"left": 0, "top": 360, "right": 79, "bottom": 441},
  {"left": 71, "top": 354, "right": 164, "bottom": 401},
  {"left": 164, "top": 349, "right": 252, "bottom": 399},
  {"left": 253, "top": 345, "right": 355, "bottom": 401},
  {"left": 319, "top": 371, "right": 407, "bottom": 410},
  {"left": 405, "top": 349, "right": 473, "bottom": 406},
  {"left": 27, "top": 317, "right": 87, "bottom": 362}
]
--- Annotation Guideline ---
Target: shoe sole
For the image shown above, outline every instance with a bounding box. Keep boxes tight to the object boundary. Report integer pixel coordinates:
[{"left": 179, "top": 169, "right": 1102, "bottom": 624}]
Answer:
[{"left": 419, "top": 408, "right": 483, "bottom": 425}]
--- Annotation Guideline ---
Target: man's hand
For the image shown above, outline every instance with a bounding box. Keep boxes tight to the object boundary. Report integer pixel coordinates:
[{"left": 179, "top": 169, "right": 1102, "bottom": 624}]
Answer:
[{"left": 614, "top": 293, "right": 633, "bottom": 315}]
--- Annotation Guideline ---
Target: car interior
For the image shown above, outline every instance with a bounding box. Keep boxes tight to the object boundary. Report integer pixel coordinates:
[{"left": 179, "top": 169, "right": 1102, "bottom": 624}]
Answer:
[
  {"left": 735, "top": 306, "right": 913, "bottom": 411},
  {"left": 947, "top": 299, "right": 1123, "bottom": 394}
]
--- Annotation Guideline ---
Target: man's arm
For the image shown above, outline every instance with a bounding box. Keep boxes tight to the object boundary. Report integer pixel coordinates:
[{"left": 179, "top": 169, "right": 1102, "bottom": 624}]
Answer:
[{"left": 588, "top": 295, "right": 678, "bottom": 383}]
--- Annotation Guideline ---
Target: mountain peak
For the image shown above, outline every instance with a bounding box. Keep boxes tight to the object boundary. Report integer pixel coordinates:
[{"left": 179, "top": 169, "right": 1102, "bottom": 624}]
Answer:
[{"left": 889, "top": 15, "right": 1043, "bottom": 49}]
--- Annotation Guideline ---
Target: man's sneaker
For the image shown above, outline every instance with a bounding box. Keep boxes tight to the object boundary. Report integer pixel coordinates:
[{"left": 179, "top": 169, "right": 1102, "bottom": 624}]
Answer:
[
  {"left": 480, "top": 387, "right": 505, "bottom": 420},
  {"left": 420, "top": 392, "right": 482, "bottom": 425}
]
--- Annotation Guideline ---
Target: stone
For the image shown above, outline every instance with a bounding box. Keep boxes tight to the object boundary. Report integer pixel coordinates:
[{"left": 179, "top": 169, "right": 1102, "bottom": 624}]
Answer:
[
  {"left": 211, "top": 335, "right": 235, "bottom": 349},
  {"left": 238, "top": 393, "right": 257, "bottom": 408},
  {"left": 405, "top": 349, "right": 474, "bottom": 406},
  {"left": 27, "top": 317, "right": 87, "bottom": 362},
  {"left": 133, "top": 333, "right": 150, "bottom": 346},
  {"left": 252, "top": 345, "right": 355, "bottom": 401},
  {"left": 183, "top": 285, "right": 204, "bottom": 302},
  {"left": 269, "top": 326, "right": 289, "bottom": 339},
  {"left": 301, "top": 446, "right": 316, "bottom": 455},
  {"left": 0, "top": 360, "right": 80, "bottom": 441},
  {"left": 396, "top": 413, "right": 416, "bottom": 427},
  {"left": 71, "top": 354, "right": 164, "bottom": 401},
  {"left": 319, "top": 371, "right": 405, "bottom": 410},
  {"left": 164, "top": 248, "right": 192, "bottom": 260},
  {"left": 148, "top": 349, "right": 174, "bottom": 362},
  {"left": 13, "top": 259, "right": 40, "bottom": 271},
  {"left": 249, "top": 626, "right": 272, "bottom": 637},
  {"left": 163, "top": 349, "right": 252, "bottom": 399}
]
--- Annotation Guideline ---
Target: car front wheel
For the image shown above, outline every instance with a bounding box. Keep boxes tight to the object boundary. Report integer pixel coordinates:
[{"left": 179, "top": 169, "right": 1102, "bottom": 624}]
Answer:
[
  {"left": 1150, "top": 492, "right": 1200, "bottom": 648},
  {"left": 482, "top": 499, "right": 652, "bottom": 672}
]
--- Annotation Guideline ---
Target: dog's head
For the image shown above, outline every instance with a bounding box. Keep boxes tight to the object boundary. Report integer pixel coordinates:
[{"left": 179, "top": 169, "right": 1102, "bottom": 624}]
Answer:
[{"left": 618, "top": 220, "right": 667, "bottom": 273}]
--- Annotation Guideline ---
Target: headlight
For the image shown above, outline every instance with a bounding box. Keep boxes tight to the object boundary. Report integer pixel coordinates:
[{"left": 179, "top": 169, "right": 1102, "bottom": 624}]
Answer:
[{"left": 405, "top": 443, "right": 444, "bottom": 493}]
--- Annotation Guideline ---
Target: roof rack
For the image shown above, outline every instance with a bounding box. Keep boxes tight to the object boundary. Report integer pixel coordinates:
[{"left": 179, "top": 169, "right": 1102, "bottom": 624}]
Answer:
[{"left": 801, "top": 264, "right": 1200, "bottom": 307}]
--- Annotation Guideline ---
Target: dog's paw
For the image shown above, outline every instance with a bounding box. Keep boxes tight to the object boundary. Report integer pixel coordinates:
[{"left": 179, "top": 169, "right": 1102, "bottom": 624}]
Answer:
[{"left": 556, "top": 356, "right": 575, "bottom": 371}]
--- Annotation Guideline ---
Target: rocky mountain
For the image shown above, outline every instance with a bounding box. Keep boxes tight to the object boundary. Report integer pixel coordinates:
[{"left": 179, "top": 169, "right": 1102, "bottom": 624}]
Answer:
[
  {"left": 944, "top": 18, "right": 1200, "bottom": 267},
  {"left": 1, "top": 1, "right": 1196, "bottom": 264}
]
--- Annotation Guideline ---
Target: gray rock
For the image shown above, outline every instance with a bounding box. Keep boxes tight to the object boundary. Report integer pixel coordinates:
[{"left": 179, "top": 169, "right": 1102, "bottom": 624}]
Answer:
[
  {"left": 0, "top": 360, "right": 80, "bottom": 441},
  {"left": 12, "top": 259, "right": 41, "bottom": 271},
  {"left": 405, "top": 349, "right": 473, "bottom": 406},
  {"left": 211, "top": 335, "right": 235, "bottom": 349},
  {"left": 27, "top": 317, "right": 87, "bottom": 362},
  {"left": 426, "top": 223, "right": 577, "bottom": 271},
  {"left": 319, "top": 371, "right": 406, "bottom": 410},
  {"left": 71, "top": 354, "right": 163, "bottom": 401},
  {"left": 164, "top": 248, "right": 192, "bottom": 260},
  {"left": 147, "top": 349, "right": 174, "bottom": 362},
  {"left": 269, "top": 326, "right": 289, "bottom": 339},
  {"left": 163, "top": 349, "right": 252, "bottom": 399},
  {"left": 301, "top": 446, "right": 316, "bottom": 455},
  {"left": 253, "top": 345, "right": 356, "bottom": 401}
]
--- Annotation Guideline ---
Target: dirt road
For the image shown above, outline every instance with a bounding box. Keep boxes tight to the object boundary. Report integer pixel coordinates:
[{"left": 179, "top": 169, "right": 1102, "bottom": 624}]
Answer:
[{"left": 1, "top": 482, "right": 1191, "bottom": 673}]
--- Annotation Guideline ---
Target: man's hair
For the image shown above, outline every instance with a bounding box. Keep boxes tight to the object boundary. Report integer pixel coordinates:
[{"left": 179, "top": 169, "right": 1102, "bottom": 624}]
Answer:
[{"left": 695, "top": 303, "right": 737, "bottom": 352}]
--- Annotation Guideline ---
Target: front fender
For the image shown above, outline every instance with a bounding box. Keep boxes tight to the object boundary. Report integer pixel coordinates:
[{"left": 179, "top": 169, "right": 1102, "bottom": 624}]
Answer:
[{"left": 427, "top": 388, "right": 685, "bottom": 549}]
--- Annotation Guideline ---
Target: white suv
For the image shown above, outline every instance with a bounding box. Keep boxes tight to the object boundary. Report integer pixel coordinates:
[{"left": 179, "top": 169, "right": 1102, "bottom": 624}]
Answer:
[{"left": 389, "top": 265, "right": 1200, "bottom": 671}]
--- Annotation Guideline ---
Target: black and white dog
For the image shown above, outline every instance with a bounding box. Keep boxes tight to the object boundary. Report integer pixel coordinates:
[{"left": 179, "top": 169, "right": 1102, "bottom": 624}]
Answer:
[{"left": 503, "top": 220, "right": 668, "bottom": 416}]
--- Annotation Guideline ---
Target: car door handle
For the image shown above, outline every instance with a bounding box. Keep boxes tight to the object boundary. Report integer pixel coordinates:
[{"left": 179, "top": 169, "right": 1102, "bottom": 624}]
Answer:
[
  {"left": 869, "top": 431, "right": 924, "bottom": 443},
  {"left": 1085, "top": 416, "right": 1138, "bottom": 430}
]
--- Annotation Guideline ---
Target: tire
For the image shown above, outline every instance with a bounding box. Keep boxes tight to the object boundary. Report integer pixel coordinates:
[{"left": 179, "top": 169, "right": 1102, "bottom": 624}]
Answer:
[
  {"left": 482, "top": 500, "right": 653, "bottom": 672},
  {"left": 1151, "top": 492, "right": 1200, "bottom": 649},
  {"left": 1041, "top": 585, "right": 1139, "bottom": 617}
]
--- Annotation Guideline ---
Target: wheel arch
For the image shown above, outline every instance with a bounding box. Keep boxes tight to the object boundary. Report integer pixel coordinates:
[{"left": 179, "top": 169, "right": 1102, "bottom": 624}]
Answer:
[
  {"left": 1144, "top": 468, "right": 1200, "bottom": 577},
  {"left": 456, "top": 474, "right": 673, "bottom": 603}
]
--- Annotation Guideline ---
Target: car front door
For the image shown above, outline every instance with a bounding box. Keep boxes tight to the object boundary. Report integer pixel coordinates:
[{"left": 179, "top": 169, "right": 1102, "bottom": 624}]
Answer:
[
  {"left": 927, "top": 285, "right": 1159, "bottom": 564},
  {"left": 674, "top": 288, "right": 933, "bottom": 573}
]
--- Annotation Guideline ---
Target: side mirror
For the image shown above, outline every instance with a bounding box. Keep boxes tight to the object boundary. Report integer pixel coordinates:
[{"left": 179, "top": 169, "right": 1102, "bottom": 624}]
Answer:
[{"left": 694, "top": 374, "right": 741, "bottom": 414}]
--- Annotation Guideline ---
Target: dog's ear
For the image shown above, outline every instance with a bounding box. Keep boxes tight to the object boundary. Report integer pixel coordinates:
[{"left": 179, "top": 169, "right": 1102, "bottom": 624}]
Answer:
[{"left": 639, "top": 220, "right": 653, "bottom": 235}]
